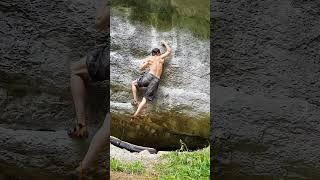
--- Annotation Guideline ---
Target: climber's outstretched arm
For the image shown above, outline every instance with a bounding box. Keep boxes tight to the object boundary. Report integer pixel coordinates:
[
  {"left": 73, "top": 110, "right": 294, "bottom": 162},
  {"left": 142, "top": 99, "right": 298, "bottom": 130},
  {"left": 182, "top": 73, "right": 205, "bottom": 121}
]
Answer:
[{"left": 160, "top": 40, "right": 171, "bottom": 59}]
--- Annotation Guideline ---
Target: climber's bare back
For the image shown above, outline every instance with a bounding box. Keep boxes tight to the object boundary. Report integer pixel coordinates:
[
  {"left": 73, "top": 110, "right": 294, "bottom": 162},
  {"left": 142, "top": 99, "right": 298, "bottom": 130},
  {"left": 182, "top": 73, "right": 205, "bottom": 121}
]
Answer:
[
  {"left": 145, "top": 56, "right": 165, "bottom": 79},
  {"left": 138, "top": 40, "right": 171, "bottom": 79}
]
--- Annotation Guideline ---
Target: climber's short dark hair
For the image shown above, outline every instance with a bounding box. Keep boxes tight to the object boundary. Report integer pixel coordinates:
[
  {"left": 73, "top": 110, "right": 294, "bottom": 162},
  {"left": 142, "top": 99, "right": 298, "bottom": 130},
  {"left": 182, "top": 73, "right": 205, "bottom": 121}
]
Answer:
[{"left": 151, "top": 48, "right": 160, "bottom": 56}]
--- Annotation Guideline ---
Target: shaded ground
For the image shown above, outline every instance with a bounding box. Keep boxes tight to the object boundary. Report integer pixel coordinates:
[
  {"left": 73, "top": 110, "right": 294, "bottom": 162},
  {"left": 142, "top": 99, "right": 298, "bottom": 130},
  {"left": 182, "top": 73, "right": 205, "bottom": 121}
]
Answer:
[{"left": 0, "top": 127, "right": 107, "bottom": 179}]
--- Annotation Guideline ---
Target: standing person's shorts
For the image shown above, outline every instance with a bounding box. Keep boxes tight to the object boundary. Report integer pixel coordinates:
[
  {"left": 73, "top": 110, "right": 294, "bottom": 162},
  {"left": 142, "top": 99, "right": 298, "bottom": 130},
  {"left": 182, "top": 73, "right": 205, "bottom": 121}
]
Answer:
[
  {"left": 136, "top": 72, "right": 160, "bottom": 101},
  {"left": 86, "top": 44, "right": 109, "bottom": 82}
]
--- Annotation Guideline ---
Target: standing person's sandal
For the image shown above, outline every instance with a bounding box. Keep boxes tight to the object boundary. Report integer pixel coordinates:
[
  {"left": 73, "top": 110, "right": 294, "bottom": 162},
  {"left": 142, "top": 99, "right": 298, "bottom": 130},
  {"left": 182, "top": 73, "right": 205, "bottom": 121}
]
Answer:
[
  {"left": 71, "top": 162, "right": 87, "bottom": 180},
  {"left": 68, "top": 123, "right": 88, "bottom": 138},
  {"left": 78, "top": 162, "right": 87, "bottom": 180}
]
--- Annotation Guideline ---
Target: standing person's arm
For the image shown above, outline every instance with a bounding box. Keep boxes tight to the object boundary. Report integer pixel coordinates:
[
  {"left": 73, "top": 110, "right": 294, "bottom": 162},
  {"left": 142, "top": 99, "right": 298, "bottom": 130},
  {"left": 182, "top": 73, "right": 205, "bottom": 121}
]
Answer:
[
  {"left": 96, "top": 0, "right": 109, "bottom": 32},
  {"left": 160, "top": 40, "right": 172, "bottom": 59}
]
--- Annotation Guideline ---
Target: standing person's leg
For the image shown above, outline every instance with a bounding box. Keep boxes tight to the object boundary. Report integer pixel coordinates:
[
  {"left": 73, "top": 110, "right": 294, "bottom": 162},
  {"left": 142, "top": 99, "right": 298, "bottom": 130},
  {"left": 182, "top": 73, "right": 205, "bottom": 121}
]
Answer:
[
  {"left": 73, "top": 45, "right": 109, "bottom": 177},
  {"left": 77, "top": 114, "right": 110, "bottom": 175},
  {"left": 69, "top": 57, "right": 89, "bottom": 137}
]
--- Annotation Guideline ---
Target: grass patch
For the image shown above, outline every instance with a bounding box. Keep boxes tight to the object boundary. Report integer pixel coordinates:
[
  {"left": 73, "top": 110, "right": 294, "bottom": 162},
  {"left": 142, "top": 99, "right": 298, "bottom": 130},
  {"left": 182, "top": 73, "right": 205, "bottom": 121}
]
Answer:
[
  {"left": 110, "top": 158, "right": 145, "bottom": 174},
  {"left": 156, "top": 146, "right": 210, "bottom": 179}
]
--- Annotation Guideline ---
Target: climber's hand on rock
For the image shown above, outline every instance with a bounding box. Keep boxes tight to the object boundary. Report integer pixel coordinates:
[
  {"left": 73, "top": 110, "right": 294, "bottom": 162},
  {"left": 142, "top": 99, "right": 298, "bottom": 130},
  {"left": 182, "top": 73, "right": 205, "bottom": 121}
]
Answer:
[{"left": 160, "top": 40, "right": 166, "bottom": 46}]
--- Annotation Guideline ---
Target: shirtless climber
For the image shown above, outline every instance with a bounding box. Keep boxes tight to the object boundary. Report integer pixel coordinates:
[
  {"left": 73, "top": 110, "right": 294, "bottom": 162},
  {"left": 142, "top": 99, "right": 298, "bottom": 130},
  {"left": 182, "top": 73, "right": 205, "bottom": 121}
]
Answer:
[
  {"left": 131, "top": 40, "right": 171, "bottom": 119},
  {"left": 68, "top": 0, "right": 109, "bottom": 177}
]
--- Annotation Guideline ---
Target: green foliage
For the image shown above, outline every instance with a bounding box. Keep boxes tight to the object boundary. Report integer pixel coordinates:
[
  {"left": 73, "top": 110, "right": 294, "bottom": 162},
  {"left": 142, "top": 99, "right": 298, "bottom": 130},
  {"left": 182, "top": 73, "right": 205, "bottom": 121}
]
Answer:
[
  {"left": 110, "top": 158, "right": 145, "bottom": 174},
  {"left": 156, "top": 146, "right": 210, "bottom": 179},
  {"left": 111, "top": 0, "right": 210, "bottom": 39}
]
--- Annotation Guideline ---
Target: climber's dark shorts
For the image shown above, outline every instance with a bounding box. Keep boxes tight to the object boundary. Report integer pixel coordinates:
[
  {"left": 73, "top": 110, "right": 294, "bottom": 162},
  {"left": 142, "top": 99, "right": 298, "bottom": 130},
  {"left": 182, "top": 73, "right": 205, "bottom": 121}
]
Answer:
[
  {"left": 136, "top": 72, "right": 160, "bottom": 101},
  {"left": 86, "top": 45, "right": 109, "bottom": 82}
]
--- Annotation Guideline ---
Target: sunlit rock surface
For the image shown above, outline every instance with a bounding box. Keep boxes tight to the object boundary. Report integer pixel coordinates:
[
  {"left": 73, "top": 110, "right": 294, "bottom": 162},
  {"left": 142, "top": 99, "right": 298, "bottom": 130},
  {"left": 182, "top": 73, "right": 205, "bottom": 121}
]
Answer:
[{"left": 110, "top": 4, "right": 210, "bottom": 149}]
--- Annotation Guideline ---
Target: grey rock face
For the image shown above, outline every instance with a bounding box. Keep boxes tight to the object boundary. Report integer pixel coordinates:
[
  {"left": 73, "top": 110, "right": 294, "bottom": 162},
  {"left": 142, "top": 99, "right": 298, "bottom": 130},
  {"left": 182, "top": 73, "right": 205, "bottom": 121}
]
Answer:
[
  {"left": 0, "top": 127, "right": 107, "bottom": 179},
  {"left": 212, "top": 0, "right": 320, "bottom": 178},
  {"left": 110, "top": 13, "right": 210, "bottom": 149},
  {"left": 1, "top": 0, "right": 108, "bottom": 178}
]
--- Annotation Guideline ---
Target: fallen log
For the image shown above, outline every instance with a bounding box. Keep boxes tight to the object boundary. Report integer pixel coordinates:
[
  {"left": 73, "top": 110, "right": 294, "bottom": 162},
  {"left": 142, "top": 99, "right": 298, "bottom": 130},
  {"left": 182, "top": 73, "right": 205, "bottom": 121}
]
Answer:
[{"left": 110, "top": 136, "right": 157, "bottom": 154}]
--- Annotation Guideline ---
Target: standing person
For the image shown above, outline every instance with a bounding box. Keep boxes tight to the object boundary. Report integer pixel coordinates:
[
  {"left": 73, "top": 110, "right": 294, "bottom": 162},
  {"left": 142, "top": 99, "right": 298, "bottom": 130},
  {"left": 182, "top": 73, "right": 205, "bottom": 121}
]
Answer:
[
  {"left": 67, "top": 0, "right": 109, "bottom": 178},
  {"left": 131, "top": 40, "right": 171, "bottom": 120},
  {"left": 68, "top": 0, "right": 109, "bottom": 138}
]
